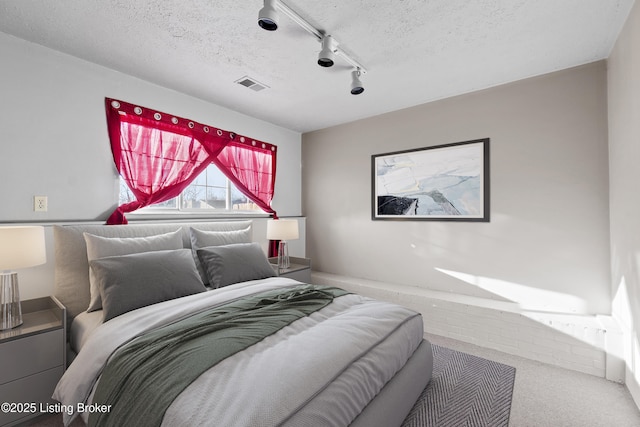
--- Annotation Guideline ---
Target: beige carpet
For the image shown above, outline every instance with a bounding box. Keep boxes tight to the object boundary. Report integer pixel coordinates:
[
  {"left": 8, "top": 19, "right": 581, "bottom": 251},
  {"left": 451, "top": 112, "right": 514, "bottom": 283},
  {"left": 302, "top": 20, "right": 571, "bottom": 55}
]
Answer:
[{"left": 426, "top": 333, "right": 640, "bottom": 427}]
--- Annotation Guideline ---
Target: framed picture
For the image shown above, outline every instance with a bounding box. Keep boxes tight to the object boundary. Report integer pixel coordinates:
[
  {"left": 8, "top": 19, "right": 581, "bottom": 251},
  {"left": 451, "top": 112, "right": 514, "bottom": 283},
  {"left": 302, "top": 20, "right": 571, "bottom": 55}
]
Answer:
[{"left": 372, "top": 138, "right": 490, "bottom": 221}]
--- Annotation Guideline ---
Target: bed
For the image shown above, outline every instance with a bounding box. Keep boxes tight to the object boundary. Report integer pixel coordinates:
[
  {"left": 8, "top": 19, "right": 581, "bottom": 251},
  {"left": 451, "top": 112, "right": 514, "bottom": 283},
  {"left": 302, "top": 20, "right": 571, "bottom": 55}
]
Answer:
[{"left": 51, "top": 221, "right": 433, "bottom": 427}]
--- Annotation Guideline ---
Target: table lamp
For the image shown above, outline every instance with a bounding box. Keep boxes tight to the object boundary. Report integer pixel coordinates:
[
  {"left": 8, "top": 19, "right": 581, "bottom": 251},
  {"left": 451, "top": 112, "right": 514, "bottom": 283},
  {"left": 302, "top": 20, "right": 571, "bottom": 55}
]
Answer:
[
  {"left": 0, "top": 226, "right": 47, "bottom": 330},
  {"left": 266, "top": 219, "right": 299, "bottom": 270}
]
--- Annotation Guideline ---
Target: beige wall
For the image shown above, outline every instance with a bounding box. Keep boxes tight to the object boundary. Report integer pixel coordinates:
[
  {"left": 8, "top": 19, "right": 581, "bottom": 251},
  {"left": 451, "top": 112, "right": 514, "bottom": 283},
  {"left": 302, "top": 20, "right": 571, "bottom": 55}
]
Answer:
[
  {"left": 303, "top": 61, "right": 611, "bottom": 315},
  {"left": 608, "top": 0, "right": 640, "bottom": 406}
]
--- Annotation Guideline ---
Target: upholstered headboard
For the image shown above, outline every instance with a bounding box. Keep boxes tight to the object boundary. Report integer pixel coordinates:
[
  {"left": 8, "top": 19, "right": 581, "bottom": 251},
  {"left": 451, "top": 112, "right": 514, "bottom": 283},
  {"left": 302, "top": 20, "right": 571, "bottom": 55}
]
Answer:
[{"left": 53, "top": 221, "right": 253, "bottom": 326}]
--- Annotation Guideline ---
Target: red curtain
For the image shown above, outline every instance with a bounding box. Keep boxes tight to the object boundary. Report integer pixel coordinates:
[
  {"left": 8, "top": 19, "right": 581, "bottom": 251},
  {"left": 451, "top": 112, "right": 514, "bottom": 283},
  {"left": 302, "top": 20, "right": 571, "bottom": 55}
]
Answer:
[
  {"left": 105, "top": 98, "right": 278, "bottom": 224},
  {"left": 215, "top": 141, "right": 277, "bottom": 217}
]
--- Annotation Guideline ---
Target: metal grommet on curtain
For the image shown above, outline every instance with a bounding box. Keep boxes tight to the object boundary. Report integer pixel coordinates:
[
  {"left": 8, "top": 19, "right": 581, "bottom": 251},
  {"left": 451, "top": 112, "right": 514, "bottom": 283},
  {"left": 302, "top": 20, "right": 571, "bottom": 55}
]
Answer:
[
  {"left": 240, "top": 137, "right": 246, "bottom": 143},
  {"left": 217, "top": 130, "right": 223, "bottom": 136},
  {"left": 154, "top": 113, "right": 161, "bottom": 120},
  {"left": 230, "top": 132, "right": 236, "bottom": 139},
  {"left": 134, "top": 106, "right": 143, "bottom": 115},
  {"left": 111, "top": 100, "right": 120, "bottom": 109},
  {"left": 188, "top": 122, "right": 195, "bottom": 129},
  {"left": 171, "top": 117, "right": 178, "bottom": 124},
  {"left": 203, "top": 126, "right": 210, "bottom": 133}
]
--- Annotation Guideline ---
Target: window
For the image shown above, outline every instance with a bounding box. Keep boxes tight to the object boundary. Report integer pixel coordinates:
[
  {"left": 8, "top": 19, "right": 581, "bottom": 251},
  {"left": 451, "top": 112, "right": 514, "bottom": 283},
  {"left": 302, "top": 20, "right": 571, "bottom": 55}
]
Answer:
[
  {"left": 119, "top": 164, "right": 262, "bottom": 213},
  {"left": 105, "top": 98, "right": 277, "bottom": 224}
]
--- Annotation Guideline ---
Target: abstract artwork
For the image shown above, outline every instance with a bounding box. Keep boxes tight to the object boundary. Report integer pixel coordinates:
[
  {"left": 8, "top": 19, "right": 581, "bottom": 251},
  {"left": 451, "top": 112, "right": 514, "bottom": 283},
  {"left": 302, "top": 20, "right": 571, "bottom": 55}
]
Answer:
[{"left": 372, "top": 138, "right": 490, "bottom": 221}]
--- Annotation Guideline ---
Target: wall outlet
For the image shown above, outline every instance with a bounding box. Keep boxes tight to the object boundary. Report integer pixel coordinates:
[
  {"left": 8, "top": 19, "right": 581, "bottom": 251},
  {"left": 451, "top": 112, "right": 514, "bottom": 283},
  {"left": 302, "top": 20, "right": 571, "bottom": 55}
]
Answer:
[{"left": 34, "top": 196, "right": 48, "bottom": 212}]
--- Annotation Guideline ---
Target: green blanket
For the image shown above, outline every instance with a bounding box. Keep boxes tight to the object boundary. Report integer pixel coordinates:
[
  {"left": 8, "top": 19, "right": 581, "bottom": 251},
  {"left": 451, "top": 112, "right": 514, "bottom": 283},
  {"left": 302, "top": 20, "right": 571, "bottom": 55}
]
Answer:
[{"left": 88, "top": 284, "right": 349, "bottom": 427}]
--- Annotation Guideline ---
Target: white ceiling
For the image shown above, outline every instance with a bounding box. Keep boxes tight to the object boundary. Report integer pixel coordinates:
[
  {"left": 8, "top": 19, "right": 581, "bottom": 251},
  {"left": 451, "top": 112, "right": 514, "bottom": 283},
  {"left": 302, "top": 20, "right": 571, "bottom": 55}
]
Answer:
[{"left": 0, "top": 0, "right": 635, "bottom": 133}]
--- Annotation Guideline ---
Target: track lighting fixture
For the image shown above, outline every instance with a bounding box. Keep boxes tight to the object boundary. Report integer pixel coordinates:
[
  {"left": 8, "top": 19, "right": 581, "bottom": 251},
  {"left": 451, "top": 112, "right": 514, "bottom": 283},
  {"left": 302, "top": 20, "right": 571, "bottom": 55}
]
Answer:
[
  {"left": 318, "top": 35, "right": 337, "bottom": 67},
  {"left": 350, "top": 69, "right": 364, "bottom": 95},
  {"left": 258, "top": 0, "right": 279, "bottom": 31},
  {"left": 257, "top": 0, "right": 368, "bottom": 93}
]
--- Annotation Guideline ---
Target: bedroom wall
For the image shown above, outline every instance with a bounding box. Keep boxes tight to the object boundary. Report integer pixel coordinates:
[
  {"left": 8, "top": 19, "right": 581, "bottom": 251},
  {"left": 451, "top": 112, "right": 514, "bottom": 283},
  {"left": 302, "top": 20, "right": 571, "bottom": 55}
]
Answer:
[
  {"left": 0, "top": 32, "right": 301, "bottom": 222},
  {"left": 302, "top": 61, "right": 611, "bottom": 316},
  {"left": 608, "top": 0, "right": 640, "bottom": 407},
  {"left": 0, "top": 32, "right": 304, "bottom": 299}
]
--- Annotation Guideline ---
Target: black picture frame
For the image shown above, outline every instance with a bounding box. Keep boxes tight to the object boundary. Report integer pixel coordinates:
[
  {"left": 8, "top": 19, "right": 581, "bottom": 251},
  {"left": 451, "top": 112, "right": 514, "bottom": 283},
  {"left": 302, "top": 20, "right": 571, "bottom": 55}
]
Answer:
[{"left": 371, "top": 138, "right": 490, "bottom": 221}]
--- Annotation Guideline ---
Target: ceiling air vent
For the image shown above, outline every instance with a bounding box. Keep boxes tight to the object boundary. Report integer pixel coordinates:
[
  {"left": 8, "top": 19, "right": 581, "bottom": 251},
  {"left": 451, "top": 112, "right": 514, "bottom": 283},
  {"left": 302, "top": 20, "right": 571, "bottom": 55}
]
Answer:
[{"left": 235, "top": 76, "right": 269, "bottom": 92}]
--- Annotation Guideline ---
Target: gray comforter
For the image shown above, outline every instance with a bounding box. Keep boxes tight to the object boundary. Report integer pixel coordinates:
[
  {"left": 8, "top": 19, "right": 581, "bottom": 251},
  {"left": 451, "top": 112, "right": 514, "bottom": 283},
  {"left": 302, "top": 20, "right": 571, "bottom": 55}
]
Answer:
[{"left": 53, "top": 277, "right": 424, "bottom": 426}]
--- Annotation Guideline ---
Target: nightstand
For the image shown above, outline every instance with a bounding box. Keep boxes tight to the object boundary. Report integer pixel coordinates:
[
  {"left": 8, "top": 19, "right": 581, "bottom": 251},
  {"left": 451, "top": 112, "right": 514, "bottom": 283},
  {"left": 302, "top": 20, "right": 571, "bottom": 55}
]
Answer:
[
  {"left": 0, "top": 296, "right": 66, "bottom": 427},
  {"left": 269, "top": 257, "right": 312, "bottom": 283}
]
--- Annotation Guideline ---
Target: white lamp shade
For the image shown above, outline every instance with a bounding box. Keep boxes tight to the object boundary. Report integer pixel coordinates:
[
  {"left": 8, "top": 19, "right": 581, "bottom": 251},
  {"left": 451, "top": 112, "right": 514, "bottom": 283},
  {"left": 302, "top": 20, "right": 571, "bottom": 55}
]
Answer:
[
  {"left": 266, "top": 219, "right": 299, "bottom": 241},
  {"left": 0, "top": 226, "right": 47, "bottom": 270}
]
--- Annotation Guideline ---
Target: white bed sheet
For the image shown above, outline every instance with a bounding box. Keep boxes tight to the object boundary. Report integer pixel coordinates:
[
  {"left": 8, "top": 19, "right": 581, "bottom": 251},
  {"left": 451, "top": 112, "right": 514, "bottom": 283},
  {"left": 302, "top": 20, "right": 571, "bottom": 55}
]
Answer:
[
  {"left": 70, "top": 310, "right": 104, "bottom": 354},
  {"left": 70, "top": 286, "right": 217, "bottom": 355}
]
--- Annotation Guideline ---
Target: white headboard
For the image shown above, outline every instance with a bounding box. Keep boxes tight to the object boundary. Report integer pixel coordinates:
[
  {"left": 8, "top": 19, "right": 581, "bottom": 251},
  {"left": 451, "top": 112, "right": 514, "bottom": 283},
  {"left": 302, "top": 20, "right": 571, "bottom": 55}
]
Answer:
[{"left": 53, "top": 221, "right": 253, "bottom": 326}]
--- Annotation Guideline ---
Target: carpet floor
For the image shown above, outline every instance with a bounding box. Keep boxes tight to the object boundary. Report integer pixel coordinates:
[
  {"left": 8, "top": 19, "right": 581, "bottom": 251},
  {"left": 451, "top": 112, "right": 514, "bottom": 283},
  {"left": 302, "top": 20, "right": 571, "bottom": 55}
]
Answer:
[{"left": 402, "top": 344, "right": 516, "bottom": 427}]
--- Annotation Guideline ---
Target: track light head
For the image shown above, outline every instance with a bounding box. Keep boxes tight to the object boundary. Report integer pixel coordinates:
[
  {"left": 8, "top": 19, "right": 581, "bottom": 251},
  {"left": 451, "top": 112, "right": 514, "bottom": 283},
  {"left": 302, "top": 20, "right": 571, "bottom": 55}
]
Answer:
[
  {"left": 318, "top": 35, "right": 337, "bottom": 67},
  {"left": 256, "top": 2, "right": 368, "bottom": 93},
  {"left": 258, "top": 0, "right": 279, "bottom": 31},
  {"left": 350, "top": 69, "right": 365, "bottom": 95}
]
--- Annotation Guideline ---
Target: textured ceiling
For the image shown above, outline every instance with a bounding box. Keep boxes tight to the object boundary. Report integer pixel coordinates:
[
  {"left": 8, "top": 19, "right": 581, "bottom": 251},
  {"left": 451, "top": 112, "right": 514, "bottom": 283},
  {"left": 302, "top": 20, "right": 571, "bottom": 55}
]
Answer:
[{"left": 0, "top": 0, "right": 635, "bottom": 133}]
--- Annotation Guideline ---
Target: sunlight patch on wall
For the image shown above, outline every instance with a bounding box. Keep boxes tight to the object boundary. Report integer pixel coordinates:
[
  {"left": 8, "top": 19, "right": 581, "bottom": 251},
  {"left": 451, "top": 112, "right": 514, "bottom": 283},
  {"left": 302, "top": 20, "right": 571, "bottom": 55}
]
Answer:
[
  {"left": 435, "top": 267, "right": 588, "bottom": 313},
  {"left": 435, "top": 267, "right": 607, "bottom": 353},
  {"left": 613, "top": 277, "right": 640, "bottom": 391},
  {"left": 613, "top": 277, "right": 633, "bottom": 337}
]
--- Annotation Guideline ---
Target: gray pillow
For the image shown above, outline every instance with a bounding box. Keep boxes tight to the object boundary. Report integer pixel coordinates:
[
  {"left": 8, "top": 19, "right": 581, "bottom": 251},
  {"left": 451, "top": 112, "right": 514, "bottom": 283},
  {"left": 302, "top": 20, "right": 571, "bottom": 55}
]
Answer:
[
  {"left": 84, "top": 230, "right": 184, "bottom": 312},
  {"left": 189, "top": 227, "right": 252, "bottom": 284},
  {"left": 89, "top": 249, "right": 206, "bottom": 322},
  {"left": 197, "top": 243, "right": 275, "bottom": 289}
]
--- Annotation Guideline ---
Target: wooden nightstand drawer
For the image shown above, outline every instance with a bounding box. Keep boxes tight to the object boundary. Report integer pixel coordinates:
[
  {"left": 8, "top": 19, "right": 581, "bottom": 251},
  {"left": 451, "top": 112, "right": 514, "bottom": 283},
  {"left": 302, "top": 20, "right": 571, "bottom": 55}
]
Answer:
[
  {"left": 280, "top": 268, "right": 311, "bottom": 283},
  {"left": 269, "top": 257, "right": 312, "bottom": 283},
  {"left": 0, "top": 297, "right": 65, "bottom": 426},
  {"left": 0, "top": 329, "right": 64, "bottom": 384},
  {"left": 0, "top": 366, "right": 63, "bottom": 426}
]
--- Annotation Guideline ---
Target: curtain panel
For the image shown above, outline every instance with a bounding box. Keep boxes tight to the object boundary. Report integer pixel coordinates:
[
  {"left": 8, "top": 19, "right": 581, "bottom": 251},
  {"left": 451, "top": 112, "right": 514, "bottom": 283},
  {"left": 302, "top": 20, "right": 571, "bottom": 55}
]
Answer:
[
  {"left": 105, "top": 98, "right": 278, "bottom": 224},
  {"left": 215, "top": 141, "right": 277, "bottom": 216}
]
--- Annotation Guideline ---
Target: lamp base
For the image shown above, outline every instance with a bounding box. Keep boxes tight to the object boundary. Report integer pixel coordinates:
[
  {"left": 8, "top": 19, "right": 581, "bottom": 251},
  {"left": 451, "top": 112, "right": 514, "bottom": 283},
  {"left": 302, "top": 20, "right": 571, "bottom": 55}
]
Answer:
[
  {"left": 277, "top": 240, "right": 290, "bottom": 270},
  {"left": 1, "top": 272, "right": 23, "bottom": 330}
]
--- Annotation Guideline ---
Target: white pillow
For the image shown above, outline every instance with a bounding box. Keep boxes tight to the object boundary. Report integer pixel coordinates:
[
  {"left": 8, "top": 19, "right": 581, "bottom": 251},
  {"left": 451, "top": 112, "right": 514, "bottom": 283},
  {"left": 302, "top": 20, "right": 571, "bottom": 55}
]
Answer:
[{"left": 84, "top": 230, "right": 184, "bottom": 312}]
